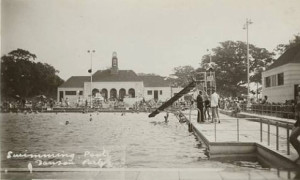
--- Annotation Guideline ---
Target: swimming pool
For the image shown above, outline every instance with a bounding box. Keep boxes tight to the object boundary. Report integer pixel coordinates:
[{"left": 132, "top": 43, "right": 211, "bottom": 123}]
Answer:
[{"left": 1, "top": 112, "right": 264, "bottom": 169}]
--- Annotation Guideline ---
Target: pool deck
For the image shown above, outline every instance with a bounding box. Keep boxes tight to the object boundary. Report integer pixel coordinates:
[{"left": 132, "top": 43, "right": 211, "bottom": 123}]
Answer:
[
  {"left": 182, "top": 109, "right": 300, "bottom": 169},
  {"left": 1, "top": 168, "right": 299, "bottom": 180}
]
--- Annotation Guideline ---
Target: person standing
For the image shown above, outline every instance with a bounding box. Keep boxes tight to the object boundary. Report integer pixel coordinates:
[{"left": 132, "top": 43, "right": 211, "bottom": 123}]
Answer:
[
  {"left": 211, "top": 89, "right": 220, "bottom": 123},
  {"left": 196, "top": 91, "right": 204, "bottom": 123},
  {"left": 203, "top": 92, "right": 211, "bottom": 121},
  {"left": 290, "top": 95, "right": 300, "bottom": 164}
]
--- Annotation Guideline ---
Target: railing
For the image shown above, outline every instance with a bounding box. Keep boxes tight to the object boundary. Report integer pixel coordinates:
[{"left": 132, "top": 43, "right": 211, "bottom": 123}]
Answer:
[
  {"left": 239, "top": 104, "right": 295, "bottom": 119},
  {"left": 215, "top": 118, "right": 294, "bottom": 155},
  {"left": 259, "top": 118, "right": 294, "bottom": 155},
  {"left": 184, "top": 108, "right": 296, "bottom": 156}
]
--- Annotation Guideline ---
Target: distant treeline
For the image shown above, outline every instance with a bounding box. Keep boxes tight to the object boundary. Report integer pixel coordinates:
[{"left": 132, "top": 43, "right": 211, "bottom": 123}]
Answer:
[{"left": 1, "top": 49, "right": 64, "bottom": 100}]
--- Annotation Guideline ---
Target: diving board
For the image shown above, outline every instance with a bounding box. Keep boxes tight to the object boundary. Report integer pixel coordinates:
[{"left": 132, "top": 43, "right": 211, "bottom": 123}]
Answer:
[{"left": 148, "top": 80, "right": 197, "bottom": 118}]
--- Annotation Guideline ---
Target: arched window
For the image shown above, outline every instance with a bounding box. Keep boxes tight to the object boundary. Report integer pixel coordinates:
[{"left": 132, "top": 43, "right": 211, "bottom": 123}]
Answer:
[
  {"left": 128, "top": 88, "right": 135, "bottom": 98},
  {"left": 110, "top": 88, "right": 117, "bottom": 99},
  {"left": 119, "top": 88, "right": 126, "bottom": 100},
  {"left": 101, "top": 88, "right": 108, "bottom": 99},
  {"left": 92, "top": 88, "right": 100, "bottom": 97}
]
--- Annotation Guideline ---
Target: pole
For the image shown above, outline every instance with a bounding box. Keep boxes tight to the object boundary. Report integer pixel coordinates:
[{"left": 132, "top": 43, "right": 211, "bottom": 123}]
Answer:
[
  {"left": 244, "top": 19, "right": 252, "bottom": 107},
  {"left": 287, "top": 123, "right": 290, "bottom": 155},
  {"left": 247, "top": 18, "right": 250, "bottom": 104},
  {"left": 267, "top": 119, "right": 270, "bottom": 146},
  {"left": 90, "top": 52, "right": 93, "bottom": 108},
  {"left": 260, "top": 118, "right": 262, "bottom": 142},
  {"left": 88, "top": 50, "right": 95, "bottom": 108},
  {"left": 276, "top": 122, "right": 279, "bottom": 150},
  {"left": 237, "top": 118, "right": 239, "bottom": 142},
  {"left": 214, "top": 120, "right": 217, "bottom": 142},
  {"left": 256, "top": 82, "right": 258, "bottom": 102}
]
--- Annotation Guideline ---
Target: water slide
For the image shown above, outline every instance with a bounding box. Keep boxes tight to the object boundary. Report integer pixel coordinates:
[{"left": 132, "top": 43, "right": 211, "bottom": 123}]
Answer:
[{"left": 148, "top": 80, "right": 197, "bottom": 118}]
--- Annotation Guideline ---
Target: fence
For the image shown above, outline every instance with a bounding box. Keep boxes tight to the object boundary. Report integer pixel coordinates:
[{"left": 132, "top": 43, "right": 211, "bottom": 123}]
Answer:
[{"left": 240, "top": 104, "right": 295, "bottom": 119}]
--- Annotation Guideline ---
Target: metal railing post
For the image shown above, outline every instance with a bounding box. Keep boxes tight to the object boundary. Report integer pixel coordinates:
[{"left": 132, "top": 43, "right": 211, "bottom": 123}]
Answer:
[
  {"left": 188, "top": 106, "right": 192, "bottom": 132},
  {"left": 268, "top": 120, "right": 270, "bottom": 146},
  {"left": 287, "top": 123, "right": 290, "bottom": 155},
  {"left": 189, "top": 106, "right": 192, "bottom": 122},
  {"left": 276, "top": 122, "right": 279, "bottom": 151},
  {"left": 214, "top": 120, "right": 217, "bottom": 142},
  {"left": 237, "top": 118, "right": 239, "bottom": 142},
  {"left": 260, "top": 118, "right": 263, "bottom": 142}
]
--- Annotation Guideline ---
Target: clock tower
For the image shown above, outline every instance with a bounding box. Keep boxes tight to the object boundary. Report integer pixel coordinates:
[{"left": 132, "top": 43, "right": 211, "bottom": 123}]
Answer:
[{"left": 111, "top": 52, "right": 118, "bottom": 75}]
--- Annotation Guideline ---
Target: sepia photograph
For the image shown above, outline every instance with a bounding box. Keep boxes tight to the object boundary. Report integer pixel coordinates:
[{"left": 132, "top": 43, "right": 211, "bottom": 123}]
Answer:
[{"left": 1, "top": 0, "right": 300, "bottom": 179}]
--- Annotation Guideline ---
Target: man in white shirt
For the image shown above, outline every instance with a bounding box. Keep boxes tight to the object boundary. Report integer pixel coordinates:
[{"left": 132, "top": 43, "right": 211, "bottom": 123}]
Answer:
[{"left": 210, "top": 89, "right": 220, "bottom": 123}]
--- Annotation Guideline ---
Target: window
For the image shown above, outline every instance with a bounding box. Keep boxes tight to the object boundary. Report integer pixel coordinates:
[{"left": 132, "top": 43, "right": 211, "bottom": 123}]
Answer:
[
  {"left": 65, "top": 91, "right": 76, "bottom": 95},
  {"left": 147, "top": 90, "right": 152, "bottom": 95},
  {"left": 271, "top": 75, "right": 277, "bottom": 87},
  {"left": 265, "top": 73, "right": 284, "bottom": 88},
  {"left": 160, "top": 90, "right": 162, "bottom": 95},
  {"left": 265, "top": 77, "right": 270, "bottom": 88},
  {"left": 277, "top": 73, "right": 284, "bottom": 86},
  {"left": 79, "top": 91, "right": 83, "bottom": 95}
]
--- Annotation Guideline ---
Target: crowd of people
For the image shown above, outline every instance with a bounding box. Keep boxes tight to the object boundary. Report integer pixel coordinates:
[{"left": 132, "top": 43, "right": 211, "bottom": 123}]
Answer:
[{"left": 0, "top": 96, "right": 168, "bottom": 113}]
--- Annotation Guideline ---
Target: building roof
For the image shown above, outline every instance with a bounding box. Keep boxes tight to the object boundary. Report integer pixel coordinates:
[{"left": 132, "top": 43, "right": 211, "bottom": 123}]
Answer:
[
  {"left": 59, "top": 76, "right": 90, "bottom": 88},
  {"left": 139, "top": 75, "right": 170, "bottom": 87},
  {"left": 92, "top": 69, "right": 142, "bottom": 82},
  {"left": 59, "top": 71, "right": 172, "bottom": 88},
  {"left": 267, "top": 44, "right": 300, "bottom": 70}
]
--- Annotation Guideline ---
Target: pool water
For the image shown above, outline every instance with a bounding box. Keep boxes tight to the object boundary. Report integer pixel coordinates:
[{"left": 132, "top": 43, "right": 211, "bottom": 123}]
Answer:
[{"left": 1, "top": 112, "right": 264, "bottom": 169}]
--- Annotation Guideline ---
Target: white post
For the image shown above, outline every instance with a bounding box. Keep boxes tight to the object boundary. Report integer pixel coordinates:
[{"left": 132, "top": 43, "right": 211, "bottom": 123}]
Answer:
[
  {"left": 88, "top": 50, "right": 95, "bottom": 108},
  {"left": 244, "top": 18, "right": 253, "bottom": 108}
]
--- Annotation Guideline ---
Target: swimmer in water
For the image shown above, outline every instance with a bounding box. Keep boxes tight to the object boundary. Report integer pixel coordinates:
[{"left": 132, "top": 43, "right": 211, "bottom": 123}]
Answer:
[{"left": 164, "top": 112, "right": 169, "bottom": 123}]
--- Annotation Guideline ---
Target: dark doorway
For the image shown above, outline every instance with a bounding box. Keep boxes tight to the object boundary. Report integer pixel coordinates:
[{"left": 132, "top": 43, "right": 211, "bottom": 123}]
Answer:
[
  {"left": 101, "top": 89, "right": 108, "bottom": 99},
  {"left": 119, "top": 88, "right": 126, "bottom": 100},
  {"left": 92, "top": 88, "right": 100, "bottom": 97},
  {"left": 110, "top": 88, "right": 117, "bottom": 99},
  {"left": 59, "top": 91, "right": 64, "bottom": 102},
  {"left": 154, "top": 90, "right": 158, "bottom": 100},
  {"left": 128, "top": 88, "right": 135, "bottom": 98}
]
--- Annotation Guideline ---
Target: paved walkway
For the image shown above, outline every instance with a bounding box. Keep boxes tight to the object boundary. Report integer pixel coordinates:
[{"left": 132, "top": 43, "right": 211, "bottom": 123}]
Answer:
[
  {"left": 184, "top": 110, "right": 298, "bottom": 161},
  {"left": 2, "top": 168, "right": 300, "bottom": 180}
]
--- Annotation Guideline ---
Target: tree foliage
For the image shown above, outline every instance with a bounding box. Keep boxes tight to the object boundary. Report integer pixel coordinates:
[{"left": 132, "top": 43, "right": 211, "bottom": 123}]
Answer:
[
  {"left": 172, "top": 65, "right": 196, "bottom": 87},
  {"left": 1, "top": 49, "right": 64, "bottom": 99},
  {"left": 275, "top": 34, "right": 300, "bottom": 55},
  {"left": 200, "top": 41, "right": 274, "bottom": 97}
]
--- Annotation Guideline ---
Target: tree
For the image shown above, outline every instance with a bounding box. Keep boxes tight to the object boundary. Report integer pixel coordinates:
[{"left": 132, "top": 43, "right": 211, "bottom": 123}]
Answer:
[
  {"left": 172, "top": 65, "right": 196, "bottom": 87},
  {"left": 1, "top": 49, "right": 64, "bottom": 99},
  {"left": 200, "top": 41, "right": 274, "bottom": 97},
  {"left": 275, "top": 34, "right": 300, "bottom": 55}
]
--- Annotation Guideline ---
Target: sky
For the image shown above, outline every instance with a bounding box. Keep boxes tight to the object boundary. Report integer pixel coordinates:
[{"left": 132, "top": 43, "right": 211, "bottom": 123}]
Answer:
[{"left": 2, "top": 0, "right": 300, "bottom": 80}]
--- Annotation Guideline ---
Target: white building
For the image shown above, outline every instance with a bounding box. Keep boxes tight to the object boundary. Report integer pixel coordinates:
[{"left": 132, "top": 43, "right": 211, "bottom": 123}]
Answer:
[
  {"left": 57, "top": 52, "right": 182, "bottom": 104},
  {"left": 262, "top": 44, "right": 300, "bottom": 103}
]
